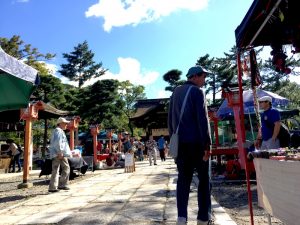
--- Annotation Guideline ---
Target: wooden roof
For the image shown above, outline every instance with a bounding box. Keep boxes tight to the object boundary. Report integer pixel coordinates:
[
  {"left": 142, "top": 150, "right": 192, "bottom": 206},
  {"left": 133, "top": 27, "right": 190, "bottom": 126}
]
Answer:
[
  {"left": 0, "top": 101, "right": 69, "bottom": 132},
  {"left": 130, "top": 98, "right": 169, "bottom": 129}
]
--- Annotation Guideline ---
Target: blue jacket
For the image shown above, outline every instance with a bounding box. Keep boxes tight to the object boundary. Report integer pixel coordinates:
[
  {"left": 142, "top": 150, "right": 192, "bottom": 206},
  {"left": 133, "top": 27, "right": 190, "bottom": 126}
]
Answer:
[
  {"left": 261, "top": 107, "right": 280, "bottom": 141},
  {"left": 168, "top": 82, "right": 211, "bottom": 149}
]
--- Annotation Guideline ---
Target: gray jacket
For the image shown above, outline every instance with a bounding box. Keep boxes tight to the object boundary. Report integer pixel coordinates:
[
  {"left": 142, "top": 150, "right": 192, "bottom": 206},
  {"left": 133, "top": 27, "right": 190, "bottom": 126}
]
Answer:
[{"left": 168, "top": 82, "right": 211, "bottom": 149}]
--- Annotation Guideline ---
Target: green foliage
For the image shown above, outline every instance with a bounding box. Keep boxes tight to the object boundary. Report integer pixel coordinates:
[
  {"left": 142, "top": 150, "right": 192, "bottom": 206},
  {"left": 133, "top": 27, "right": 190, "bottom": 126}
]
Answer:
[
  {"left": 0, "top": 35, "right": 55, "bottom": 71},
  {"left": 162, "top": 45, "right": 300, "bottom": 109},
  {"left": 118, "top": 81, "right": 146, "bottom": 115},
  {"left": 118, "top": 80, "right": 146, "bottom": 135},
  {"left": 260, "top": 55, "right": 300, "bottom": 92},
  {"left": 33, "top": 74, "right": 67, "bottom": 108},
  {"left": 0, "top": 132, "right": 24, "bottom": 145},
  {"left": 196, "top": 52, "right": 236, "bottom": 104},
  {"left": 59, "top": 41, "right": 107, "bottom": 88},
  {"left": 275, "top": 81, "right": 300, "bottom": 109},
  {"left": 78, "top": 79, "right": 124, "bottom": 127},
  {"left": 163, "top": 69, "right": 185, "bottom": 92}
]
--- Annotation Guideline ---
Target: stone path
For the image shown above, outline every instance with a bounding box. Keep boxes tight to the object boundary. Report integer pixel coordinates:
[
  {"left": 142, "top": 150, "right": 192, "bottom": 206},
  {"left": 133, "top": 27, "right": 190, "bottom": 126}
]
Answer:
[{"left": 0, "top": 159, "right": 236, "bottom": 225}]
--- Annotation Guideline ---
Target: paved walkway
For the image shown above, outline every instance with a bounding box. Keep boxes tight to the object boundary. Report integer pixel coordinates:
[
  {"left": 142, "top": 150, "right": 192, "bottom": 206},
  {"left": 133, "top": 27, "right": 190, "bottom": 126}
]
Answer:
[{"left": 0, "top": 158, "right": 236, "bottom": 225}]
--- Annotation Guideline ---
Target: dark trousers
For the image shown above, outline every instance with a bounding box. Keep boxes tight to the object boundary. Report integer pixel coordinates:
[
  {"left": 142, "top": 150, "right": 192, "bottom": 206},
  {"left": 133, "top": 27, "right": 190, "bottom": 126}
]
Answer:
[
  {"left": 176, "top": 142, "right": 211, "bottom": 222},
  {"left": 159, "top": 148, "right": 166, "bottom": 161},
  {"left": 10, "top": 153, "right": 22, "bottom": 172}
]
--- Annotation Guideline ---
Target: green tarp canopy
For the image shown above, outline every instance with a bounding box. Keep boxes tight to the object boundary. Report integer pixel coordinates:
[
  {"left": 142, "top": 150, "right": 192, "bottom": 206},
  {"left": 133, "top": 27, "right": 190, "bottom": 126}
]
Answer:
[{"left": 0, "top": 47, "right": 39, "bottom": 111}]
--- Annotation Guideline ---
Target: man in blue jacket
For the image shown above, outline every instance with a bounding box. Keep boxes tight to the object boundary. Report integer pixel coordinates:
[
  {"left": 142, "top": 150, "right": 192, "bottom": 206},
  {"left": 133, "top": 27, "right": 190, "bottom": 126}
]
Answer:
[{"left": 168, "top": 66, "right": 212, "bottom": 225}]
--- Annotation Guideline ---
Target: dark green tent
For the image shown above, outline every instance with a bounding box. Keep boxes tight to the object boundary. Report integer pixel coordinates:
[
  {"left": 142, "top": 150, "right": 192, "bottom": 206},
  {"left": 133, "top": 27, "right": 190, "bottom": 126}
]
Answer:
[{"left": 0, "top": 47, "right": 39, "bottom": 111}]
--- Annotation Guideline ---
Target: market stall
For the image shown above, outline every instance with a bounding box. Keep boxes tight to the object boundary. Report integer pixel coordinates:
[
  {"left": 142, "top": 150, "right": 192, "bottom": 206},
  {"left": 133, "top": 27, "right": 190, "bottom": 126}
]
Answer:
[{"left": 234, "top": 0, "right": 300, "bottom": 224}]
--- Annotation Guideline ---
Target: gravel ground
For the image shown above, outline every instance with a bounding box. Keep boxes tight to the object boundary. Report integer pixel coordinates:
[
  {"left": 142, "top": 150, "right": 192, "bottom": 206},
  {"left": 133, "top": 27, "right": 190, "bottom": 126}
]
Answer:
[{"left": 211, "top": 180, "right": 286, "bottom": 225}]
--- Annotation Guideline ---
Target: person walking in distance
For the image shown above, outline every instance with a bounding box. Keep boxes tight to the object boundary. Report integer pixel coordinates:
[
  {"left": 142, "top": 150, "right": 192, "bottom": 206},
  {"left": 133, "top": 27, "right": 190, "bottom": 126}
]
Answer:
[
  {"left": 145, "top": 135, "right": 158, "bottom": 166},
  {"left": 48, "top": 117, "right": 72, "bottom": 192},
  {"left": 158, "top": 135, "right": 166, "bottom": 161},
  {"left": 168, "top": 66, "right": 212, "bottom": 225}
]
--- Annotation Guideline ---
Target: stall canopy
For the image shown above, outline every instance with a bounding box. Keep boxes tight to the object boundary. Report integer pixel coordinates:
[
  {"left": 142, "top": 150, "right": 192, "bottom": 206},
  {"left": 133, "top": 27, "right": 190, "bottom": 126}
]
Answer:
[
  {"left": 0, "top": 47, "right": 39, "bottom": 111},
  {"left": 235, "top": 0, "right": 300, "bottom": 48},
  {"left": 217, "top": 89, "right": 290, "bottom": 119}
]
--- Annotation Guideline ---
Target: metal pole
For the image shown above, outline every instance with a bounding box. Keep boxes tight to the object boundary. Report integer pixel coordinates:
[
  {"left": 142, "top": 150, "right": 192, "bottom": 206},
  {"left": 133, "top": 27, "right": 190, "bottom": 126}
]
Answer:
[{"left": 237, "top": 50, "right": 255, "bottom": 225}]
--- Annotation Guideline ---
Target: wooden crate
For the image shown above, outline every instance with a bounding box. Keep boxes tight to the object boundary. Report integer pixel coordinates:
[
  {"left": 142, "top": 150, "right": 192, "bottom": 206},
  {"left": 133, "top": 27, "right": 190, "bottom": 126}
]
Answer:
[{"left": 0, "top": 158, "right": 11, "bottom": 172}]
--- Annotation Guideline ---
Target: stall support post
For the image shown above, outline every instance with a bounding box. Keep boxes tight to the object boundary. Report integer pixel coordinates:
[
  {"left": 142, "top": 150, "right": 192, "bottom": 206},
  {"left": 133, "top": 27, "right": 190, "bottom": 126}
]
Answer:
[
  {"left": 18, "top": 103, "right": 41, "bottom": 189},
  {"left": 22, "top": 116, "right": 32, "bottom": 184},
  {"left": 213, "top": 118, "right": 219, "bottom": 146},
  {"left": 68, "top": 116, "right": 80, "bottom": 150},
  {"left": 75, "top": 128, "right": 79, "bottom": 146},
  {"left": 118, "top": 133, "right": 122, "bottom": 152},
  {"left": 209, "top": 111, "right": 221, "bottom": 164},
  {"left": 70, "top": 129, "right": 74, "bottom": 150},
  {"left": 213, "top": 117, "right": 221, "bottom": 165},
  {"left": 237, "top": 51, "right": 254, "bottom": 225},
  {"left": 232, "top": 106, "right": 246, "bottom": 168},
  {"left": 90, "top": 126, "right": 99, "bottom": 165},
  {"left": 107, "top": 130, "right": 112, "bottom": 153}
]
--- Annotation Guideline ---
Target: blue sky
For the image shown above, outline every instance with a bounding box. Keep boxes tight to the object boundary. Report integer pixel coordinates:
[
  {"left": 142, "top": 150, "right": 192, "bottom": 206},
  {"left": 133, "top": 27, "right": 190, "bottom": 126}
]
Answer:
[{"left": 0, "top": 0, "right": 254, "bottom": 99}]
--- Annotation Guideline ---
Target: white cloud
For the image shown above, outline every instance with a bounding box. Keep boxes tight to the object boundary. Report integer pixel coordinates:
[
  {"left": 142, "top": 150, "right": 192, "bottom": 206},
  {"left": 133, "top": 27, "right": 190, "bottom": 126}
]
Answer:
[
  {"left": 16, "top": 0, "right": 29, "bottom": 3},
  {"left": 44, "top": 63, "right": 58, "bottom": 75},
  {"left": 46, "top": 57, "right": 167, "bottom": 98},
  {"left": 82, "top": 57, "right": 160, "bottom": 87},
  {"left": 85, "top": 0, "right": 209, "bottom": 32}
]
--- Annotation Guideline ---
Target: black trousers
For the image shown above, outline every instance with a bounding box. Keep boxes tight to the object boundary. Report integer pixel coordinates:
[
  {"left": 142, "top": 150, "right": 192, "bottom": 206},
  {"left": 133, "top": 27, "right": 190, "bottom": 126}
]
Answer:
[{"left": 176, "top": 142, "right": 211, "bottom": 221}]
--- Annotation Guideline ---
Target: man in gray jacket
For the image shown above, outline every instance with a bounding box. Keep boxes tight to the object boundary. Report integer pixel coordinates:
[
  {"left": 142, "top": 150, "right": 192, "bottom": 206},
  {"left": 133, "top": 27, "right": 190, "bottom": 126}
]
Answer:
[{"left": 168, "top": 66, "right": 212, "bottom": 225}]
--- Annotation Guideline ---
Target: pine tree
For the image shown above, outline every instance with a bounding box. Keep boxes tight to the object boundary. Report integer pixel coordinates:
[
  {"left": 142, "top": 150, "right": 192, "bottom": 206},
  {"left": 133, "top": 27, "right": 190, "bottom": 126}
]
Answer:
[{"left": 59, "top": 41, "right": 107, "bottom": 88}]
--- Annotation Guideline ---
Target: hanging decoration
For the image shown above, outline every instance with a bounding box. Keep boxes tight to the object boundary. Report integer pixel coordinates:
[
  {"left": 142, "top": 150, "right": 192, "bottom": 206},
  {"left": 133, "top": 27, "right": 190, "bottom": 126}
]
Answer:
[
  {"left": 270, "top": 44, "right": 291, "bottom": 74},
  {"left": 249, "top": 49, "right": 262, "bottom": 141},
  {"left": 242, "top": 55, "right": 250, "bottom": 77},
  {"left": 249, "top": 49, "right": 262, "bottom": 88}
]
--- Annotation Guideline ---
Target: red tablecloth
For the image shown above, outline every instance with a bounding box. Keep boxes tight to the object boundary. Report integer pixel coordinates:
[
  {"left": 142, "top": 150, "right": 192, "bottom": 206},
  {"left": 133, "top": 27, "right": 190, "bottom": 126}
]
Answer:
[
  {"left": 211, "top": 147, "right": 239, "bottom": 156},
  {"left": 97, "top": 154, "right": 109, "bottom": 161}
]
